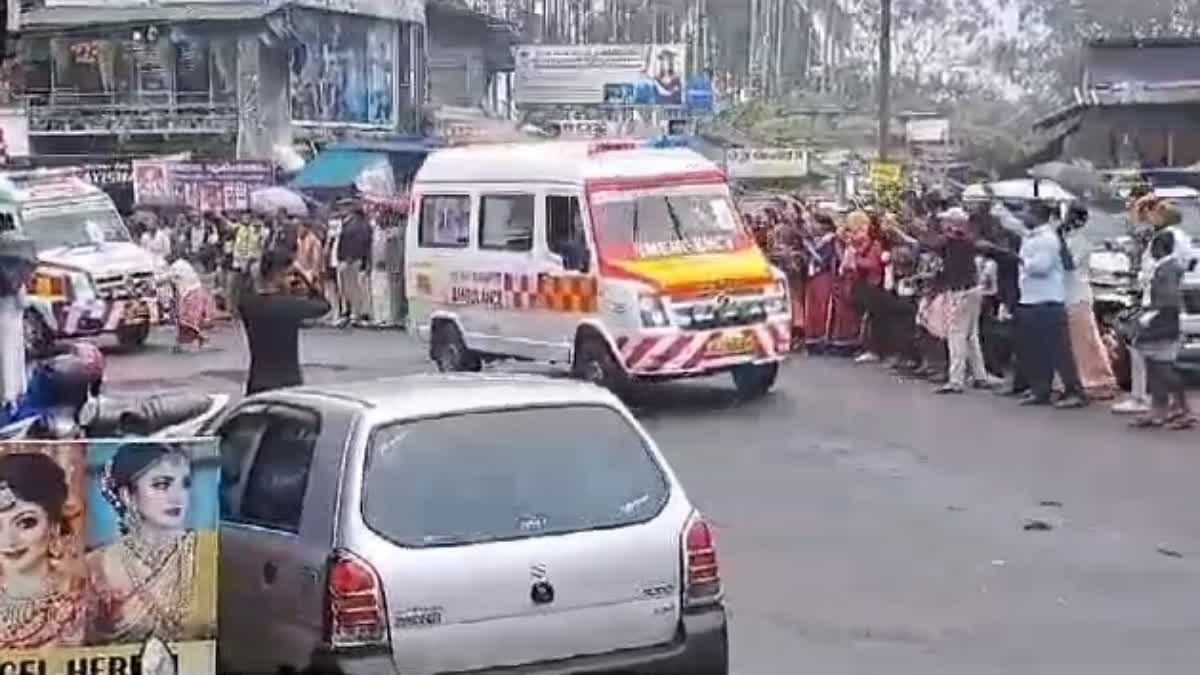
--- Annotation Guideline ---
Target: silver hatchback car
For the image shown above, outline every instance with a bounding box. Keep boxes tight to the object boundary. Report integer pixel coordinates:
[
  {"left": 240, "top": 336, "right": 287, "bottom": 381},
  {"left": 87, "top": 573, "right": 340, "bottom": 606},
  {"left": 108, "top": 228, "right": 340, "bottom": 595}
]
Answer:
[{"left": 212, "top": 374, "right": 729, "bottom": 675}]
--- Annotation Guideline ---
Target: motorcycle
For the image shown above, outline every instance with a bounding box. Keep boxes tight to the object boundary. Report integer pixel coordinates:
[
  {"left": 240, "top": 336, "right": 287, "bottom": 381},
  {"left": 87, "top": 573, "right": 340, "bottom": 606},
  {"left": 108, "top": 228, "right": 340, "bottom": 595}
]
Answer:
[{"left": 0, "top": 347, "right": 227, "bottom": 440}]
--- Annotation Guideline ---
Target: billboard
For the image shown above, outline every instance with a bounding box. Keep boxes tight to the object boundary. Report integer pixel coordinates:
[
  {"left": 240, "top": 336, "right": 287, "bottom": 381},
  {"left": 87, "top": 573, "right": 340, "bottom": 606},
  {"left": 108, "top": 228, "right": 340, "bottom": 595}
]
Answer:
[
  {"left": 513, "top": 44, "right": 686, "bottom": 106},
  {"left": 0, "top": 438, "right": 219, "bottom": 675},
  {"left": 133, "top": 160, "right": 275, "bottom": 211},
  {"left": 725, "top": 148, "right": 811, "bottom": 180}
]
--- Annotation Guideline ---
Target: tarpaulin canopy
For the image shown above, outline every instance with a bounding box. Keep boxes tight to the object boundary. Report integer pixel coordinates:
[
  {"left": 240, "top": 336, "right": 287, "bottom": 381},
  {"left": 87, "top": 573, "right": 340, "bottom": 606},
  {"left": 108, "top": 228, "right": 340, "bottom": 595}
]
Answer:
[{"left": 291, "top": 150, "right": 389, "bottom": 190}]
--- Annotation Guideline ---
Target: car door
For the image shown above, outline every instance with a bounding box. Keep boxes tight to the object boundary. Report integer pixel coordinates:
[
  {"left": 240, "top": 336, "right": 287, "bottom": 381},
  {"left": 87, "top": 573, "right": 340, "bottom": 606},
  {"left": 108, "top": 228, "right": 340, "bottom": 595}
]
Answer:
[
  {"left": 474, "top": 189, "right": 543, "bottom": 358},
  {"left": 213, "top": 404, "right": 270, "bottom": 672},
  {"left": 540, "top": 192, "right": 598, "bottom": 363},
  {"left": 219, "top": 403, "right": 324, "bottom": 674}
]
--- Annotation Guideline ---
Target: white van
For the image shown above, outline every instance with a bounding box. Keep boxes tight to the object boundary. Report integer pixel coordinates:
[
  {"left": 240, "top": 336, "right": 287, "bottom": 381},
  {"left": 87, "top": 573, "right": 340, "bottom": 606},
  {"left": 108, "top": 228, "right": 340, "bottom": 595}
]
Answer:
[
  {"left": 1, "top": 171, "right": 167, "bottom": 352},
  {"left": 405, "top": 140, "right": 791, "bottom": 397}
]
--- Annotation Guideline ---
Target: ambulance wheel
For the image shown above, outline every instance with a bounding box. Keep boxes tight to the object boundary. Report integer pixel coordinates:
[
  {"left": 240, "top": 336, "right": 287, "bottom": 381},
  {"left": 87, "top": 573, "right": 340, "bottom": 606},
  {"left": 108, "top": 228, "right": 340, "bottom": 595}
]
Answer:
[
  {"left": 573, "top": 335, "right": 628, "bottom": 394},
  {"left": 117, "top": 323, "right": 151, "bottom": 349},
  {"left": 431, "top": 321, "right": 481, "bottom": 372},
  {"left": 24, "top": 311, "right": 54, "bottom": 360},
  {"left": 732, "top": 362, "right": 779, "bottom": 399}
]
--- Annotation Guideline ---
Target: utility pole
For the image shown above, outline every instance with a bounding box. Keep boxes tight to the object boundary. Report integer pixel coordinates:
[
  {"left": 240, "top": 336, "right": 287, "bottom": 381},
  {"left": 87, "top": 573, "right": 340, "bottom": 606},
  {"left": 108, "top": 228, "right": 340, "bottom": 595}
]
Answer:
[{"left": 877, "top": 0, "right": 892, "bottom": 159}]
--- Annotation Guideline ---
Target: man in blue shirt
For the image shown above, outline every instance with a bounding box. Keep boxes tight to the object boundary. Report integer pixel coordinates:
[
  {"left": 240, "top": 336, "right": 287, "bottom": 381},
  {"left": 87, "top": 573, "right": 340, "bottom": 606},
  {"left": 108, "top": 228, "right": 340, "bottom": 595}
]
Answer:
[{"left": 1016, "top": 202, "right": 1088, "bottom": 408}]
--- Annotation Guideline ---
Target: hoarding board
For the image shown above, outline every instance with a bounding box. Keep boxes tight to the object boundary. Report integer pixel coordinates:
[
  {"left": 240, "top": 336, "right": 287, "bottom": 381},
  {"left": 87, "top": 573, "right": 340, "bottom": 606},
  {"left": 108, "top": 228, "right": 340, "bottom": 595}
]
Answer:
[
  {"left": 513, "top": 44, "right": 687, "bottom": 106},
  {"left": 0, "top": 438, "right": 219, "bottom": 675},
  {"left": 133, "top": 160, "right": 274, "bottom": 211},
  {"left": 725, "top": 148, "right": 810, "bottom": 179}
]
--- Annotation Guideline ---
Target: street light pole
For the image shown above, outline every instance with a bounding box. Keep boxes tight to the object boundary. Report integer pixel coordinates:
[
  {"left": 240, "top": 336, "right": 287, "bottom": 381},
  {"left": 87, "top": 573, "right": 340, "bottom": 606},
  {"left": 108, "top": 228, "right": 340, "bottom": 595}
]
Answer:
[{"left": 877, "top": 0, "right": 892, "bottom": 160}]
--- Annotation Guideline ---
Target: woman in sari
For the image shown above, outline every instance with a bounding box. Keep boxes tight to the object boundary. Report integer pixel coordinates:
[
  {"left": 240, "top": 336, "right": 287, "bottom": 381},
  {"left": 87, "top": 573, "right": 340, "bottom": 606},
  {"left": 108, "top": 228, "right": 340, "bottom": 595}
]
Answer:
[
  {"left": 0, "top": 452, "right": 85, "bottom": 649},
  {"left": 801, "top": 214, "right": 839, "bottom": 353},
  {"left": 169, "top": 258, "right": 213, "bottom": 351},
  {"left": 87, "top": 442, "right": 217, "bottom": 644}
]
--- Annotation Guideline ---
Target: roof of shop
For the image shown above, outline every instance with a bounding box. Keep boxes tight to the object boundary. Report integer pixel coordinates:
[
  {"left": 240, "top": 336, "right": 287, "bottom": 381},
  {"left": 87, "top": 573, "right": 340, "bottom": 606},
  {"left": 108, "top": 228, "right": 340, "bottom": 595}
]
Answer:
[
  {"left": 291, "top": 149, "right": 389, "bottom": 190},
  {"left": 20, "top": 1, "right": 285, "bottom": 30}
]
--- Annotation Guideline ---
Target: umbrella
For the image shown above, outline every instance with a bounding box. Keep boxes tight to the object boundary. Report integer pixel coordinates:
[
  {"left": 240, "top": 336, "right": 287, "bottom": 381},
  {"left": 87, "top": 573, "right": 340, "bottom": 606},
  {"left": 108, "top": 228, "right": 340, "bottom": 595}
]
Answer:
[
  {"left": 250, "top": 186, "right": 309, "bottom": 217},
  {"left": 962, "top": 178, "right": 1076, "bottom": 202},
  {"left": 1028, "top": 161, "right": 1112, "bottom": 200}
]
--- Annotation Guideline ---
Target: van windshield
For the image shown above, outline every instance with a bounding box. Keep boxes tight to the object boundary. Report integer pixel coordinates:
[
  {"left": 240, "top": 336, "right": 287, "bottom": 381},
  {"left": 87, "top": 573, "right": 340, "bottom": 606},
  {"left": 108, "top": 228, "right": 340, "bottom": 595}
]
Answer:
[
  {"left": 22, "top": 208, "right": 132, "bottom": 251},
  {"left": 589, "top": 185, "right": 752, "bottom": 260},
  {"left": 361, "top": 405, "right": 670, "bottom": 548}
]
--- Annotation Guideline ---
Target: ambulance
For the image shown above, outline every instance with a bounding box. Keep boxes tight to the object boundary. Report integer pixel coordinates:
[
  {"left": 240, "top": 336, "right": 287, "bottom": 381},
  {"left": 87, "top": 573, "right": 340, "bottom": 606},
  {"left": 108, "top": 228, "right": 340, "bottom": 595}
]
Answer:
[
  {"left": 406, "top": 140, "right": 790, "bottom": 396},
  {"left": 1, "top": 170, "right": 167, "bottom": 353}
]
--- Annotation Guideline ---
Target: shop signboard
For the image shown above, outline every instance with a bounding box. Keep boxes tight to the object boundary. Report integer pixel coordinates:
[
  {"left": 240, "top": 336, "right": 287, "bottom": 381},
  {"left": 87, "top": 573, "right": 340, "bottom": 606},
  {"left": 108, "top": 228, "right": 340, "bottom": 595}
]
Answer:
[
  {"left": 133, "top": 160, "right": 274, "bottom": 211},
  {"left": 724, "top": 148, "right": 810, "bottom": 180},
  {"left": 513, "top": 44, "right": 687, "bottom": 106},
  {"left": 0, "top": 438, "right": 219, "bottom": 675}
]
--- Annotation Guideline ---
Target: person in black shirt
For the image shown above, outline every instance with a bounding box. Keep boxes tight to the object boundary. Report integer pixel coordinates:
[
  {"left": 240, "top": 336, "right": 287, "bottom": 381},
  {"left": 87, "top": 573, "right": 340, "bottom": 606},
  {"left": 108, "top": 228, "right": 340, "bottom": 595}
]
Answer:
[{"left": 238, "top": 252, "right": 330, "bottom": 396}]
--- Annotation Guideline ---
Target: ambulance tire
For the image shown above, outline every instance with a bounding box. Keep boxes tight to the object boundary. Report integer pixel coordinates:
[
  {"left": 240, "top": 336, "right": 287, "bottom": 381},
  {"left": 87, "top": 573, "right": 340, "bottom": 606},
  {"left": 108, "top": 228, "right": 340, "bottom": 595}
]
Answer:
[
  {"left": 572, "top": 334, "right": 628, "bottom": 394},
  {"left": 732, "top": 362, "right": 778, "bottom": 399},
  {"left": 431, "top": 321, "right": 482, "bottom": 372},
  {"left": 24, "top": 310, "right": 54, "bottom": 360}
]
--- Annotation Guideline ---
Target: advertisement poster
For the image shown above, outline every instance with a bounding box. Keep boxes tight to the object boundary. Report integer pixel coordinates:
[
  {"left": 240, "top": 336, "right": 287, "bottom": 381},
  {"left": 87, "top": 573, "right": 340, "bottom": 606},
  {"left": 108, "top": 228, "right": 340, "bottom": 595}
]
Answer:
[
  {"left": 513, "top": 44, "right": 686, "bottom": 106},
  {"left": 288, "top": 10, "right": 397, "bottom": 127},
  {"left": 0, "top": 438, "right": 219, "bottom": 675},
  {"left": 133, "top": 160, "right": 274, "bottom": 211}
]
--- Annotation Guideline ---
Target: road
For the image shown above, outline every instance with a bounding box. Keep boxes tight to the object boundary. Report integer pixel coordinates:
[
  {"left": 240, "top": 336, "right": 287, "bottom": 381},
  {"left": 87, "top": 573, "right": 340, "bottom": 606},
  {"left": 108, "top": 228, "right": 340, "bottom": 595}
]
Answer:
[{"left": 104, "top": 325, "right": 1200, "bottom": 675}]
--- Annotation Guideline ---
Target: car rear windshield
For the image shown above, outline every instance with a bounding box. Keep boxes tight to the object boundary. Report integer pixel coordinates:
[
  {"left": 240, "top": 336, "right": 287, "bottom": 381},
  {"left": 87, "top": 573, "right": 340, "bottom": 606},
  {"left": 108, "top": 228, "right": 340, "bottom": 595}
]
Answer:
[{"left": 362, "top": 405, "right": 670, "bottom": 548}]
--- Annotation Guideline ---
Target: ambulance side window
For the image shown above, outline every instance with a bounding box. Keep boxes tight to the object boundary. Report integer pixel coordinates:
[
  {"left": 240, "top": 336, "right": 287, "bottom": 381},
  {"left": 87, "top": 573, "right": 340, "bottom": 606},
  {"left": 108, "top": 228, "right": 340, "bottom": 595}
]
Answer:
[
  {"left": 0, "top": 213, "right": 13, "bottom": 232},
  {"left": 546, "top": 195, "right": 589, "bottom": 273},
  {"left": 479, "top": 194, "right": 534, "bottom": 252},
  {"left": 419, "top": 194, "right": 470, "bottom": 248}
]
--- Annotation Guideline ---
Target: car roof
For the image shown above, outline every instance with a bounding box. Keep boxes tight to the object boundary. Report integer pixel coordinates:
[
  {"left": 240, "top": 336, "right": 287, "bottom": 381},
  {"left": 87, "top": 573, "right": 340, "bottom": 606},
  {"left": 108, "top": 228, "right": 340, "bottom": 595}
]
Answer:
[{"left": 274, "top": 373, "right": 622, "bottom": 421}]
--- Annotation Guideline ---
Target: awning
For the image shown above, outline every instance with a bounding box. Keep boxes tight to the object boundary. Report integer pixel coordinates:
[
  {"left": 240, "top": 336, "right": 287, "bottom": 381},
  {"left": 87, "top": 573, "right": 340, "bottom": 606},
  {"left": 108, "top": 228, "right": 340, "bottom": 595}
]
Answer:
[{"left": 291, "top": 150, "right": 388, "bottom": 190}]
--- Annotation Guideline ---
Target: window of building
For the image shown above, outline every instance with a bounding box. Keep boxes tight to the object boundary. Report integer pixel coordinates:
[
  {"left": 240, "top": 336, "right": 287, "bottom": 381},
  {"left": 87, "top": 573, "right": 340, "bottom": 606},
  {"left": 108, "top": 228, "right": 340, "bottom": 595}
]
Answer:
[
  {"left": 419, "top": 194, "right": 471, "bottom": 248},
  {"left": 479, "top": 194, "right": 534, "bottom": 252}
]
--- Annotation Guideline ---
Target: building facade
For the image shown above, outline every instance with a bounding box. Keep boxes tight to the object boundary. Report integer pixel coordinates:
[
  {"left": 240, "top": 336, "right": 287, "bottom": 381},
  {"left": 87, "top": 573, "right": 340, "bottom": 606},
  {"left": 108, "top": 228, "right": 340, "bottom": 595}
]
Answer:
[
  {"left": 15, "top": 0, "right": 427, "bottom": 160},
  {"left": 1035, "top": 38, "right": 1200, "bottom": 169}
]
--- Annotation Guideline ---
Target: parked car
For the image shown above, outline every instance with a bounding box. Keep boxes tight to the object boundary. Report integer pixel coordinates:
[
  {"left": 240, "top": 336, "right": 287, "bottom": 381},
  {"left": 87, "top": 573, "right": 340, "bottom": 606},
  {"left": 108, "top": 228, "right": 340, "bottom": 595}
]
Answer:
[{"left": 210, "top": 373, "right": 729, "bottom": 675}]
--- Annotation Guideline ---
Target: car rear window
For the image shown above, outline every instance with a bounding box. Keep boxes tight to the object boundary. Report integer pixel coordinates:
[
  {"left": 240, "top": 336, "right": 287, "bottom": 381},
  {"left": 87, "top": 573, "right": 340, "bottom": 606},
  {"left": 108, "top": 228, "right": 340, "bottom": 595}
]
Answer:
[{"left": 361, "top": 405, "right": 670, "bottom": 548}]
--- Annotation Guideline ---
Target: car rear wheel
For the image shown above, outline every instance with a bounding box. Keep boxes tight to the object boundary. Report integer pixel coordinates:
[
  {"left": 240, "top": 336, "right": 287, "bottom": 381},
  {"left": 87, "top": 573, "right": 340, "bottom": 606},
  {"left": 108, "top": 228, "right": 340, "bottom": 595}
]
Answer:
[
  {"left": 116, "top": 323, "right": 151, "bottom": 349},
  {"left": 731, "top": 362, "right": 779, "bottom": 399},
  {"left": 431, "top": 321, "right": 481, "bottom": 372},
  {"left": 572, "top": 334, "right": 628, "bottom": 394}
]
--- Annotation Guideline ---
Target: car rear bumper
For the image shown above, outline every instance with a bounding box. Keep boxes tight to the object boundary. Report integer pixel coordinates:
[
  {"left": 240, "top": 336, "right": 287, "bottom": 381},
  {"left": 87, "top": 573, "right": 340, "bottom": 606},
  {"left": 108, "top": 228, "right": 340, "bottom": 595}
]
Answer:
[
  {"left": 309, "top": 604, "right": 729, "bottom": 675},
  {"left": 1176, "top": 339, "right": 1200, "bottom": 371}
]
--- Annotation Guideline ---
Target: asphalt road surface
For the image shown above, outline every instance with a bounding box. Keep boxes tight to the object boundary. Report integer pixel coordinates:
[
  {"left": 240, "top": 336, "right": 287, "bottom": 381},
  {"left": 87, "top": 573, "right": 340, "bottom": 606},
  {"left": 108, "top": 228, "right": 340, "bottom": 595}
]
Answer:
[{"left": 103, "top": 325, "right": 1200, "bottom": 675}]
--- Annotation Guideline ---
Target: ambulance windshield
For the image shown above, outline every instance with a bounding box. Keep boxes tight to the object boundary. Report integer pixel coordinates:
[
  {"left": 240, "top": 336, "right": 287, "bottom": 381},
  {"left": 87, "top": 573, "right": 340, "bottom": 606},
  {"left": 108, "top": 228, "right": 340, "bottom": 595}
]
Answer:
[
  {"left": 589, "top": 186, "right": 747, "bottom": 259},
  {"left": 23, "top": 208, "right": 132, "bottom": 251}
]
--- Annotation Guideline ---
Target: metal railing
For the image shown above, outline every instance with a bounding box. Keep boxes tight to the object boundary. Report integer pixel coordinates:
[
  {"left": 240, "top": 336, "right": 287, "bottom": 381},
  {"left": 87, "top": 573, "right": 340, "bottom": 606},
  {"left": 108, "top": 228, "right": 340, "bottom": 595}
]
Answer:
[{"left": 24, "top": 91, "right": 239, "bottom": 135}]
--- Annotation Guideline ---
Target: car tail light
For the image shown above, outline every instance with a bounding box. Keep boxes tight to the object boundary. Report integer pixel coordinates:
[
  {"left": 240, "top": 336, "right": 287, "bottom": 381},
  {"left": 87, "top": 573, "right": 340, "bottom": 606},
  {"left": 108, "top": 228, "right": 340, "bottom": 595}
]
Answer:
[
  {"left": 682, "top": 512, "right": 722, "bottom": 607},
  {"left": 324, "top": 550, "right": 390, "bottom": 650}
]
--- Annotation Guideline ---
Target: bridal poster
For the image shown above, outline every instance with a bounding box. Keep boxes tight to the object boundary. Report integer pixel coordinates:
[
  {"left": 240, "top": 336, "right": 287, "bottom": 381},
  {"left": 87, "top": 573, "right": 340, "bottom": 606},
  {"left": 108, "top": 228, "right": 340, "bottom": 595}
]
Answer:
[{"left": 0, "top": 438, "right": 219, "bottom": 675}]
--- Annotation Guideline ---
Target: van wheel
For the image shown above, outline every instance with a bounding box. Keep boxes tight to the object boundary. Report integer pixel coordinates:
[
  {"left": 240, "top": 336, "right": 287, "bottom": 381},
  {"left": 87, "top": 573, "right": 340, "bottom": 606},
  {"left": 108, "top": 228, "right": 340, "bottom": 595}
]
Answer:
[
  {"left": 572, "top": 335, "right": 628, "bottom": 393},
  {"left": 731, "top": 362, "right": 779, "bottom": 399},
  {"left": 24, "top": 311, "right": 54, "bottom": 360},
  {"left": 431, "top": 322, "right": 481, "bottom": 372}
]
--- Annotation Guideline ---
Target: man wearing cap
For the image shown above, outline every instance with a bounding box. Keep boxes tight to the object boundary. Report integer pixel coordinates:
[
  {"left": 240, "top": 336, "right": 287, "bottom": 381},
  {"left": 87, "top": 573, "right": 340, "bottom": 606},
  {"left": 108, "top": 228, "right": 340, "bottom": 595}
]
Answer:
[{"left": 935, "top": 207, "right": 996, "bottom": 393}]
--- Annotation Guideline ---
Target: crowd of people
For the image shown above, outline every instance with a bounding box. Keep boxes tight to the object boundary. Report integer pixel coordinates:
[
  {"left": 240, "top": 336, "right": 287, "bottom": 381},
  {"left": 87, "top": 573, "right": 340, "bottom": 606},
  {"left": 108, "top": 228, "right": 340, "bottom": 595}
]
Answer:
[
  {"left": 128, "top": 200, "right": 407, "bottom": 352},
  {"left": 744, "top": 186, "right": 1195, "bottom": 431}
]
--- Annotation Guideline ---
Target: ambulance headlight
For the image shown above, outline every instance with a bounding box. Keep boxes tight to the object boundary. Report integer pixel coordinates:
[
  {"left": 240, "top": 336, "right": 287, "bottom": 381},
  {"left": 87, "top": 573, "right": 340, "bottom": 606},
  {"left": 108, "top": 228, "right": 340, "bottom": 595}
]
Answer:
[
  {"left": 764, "top": 279, "right": 788, "bottom": 314},
  {"left": 67, "top": 271, "right": 97, "bottom": 302},
  {"left": 638, "top": 294, "right": 670, "bottom": 327}
]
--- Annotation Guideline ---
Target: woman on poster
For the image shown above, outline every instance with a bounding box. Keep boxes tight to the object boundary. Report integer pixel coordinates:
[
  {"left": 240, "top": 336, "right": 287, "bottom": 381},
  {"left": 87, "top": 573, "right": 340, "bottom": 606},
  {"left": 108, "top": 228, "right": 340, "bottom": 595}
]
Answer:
[
  {"left": 87, "top": 442, "right": 216, "bottom": 644},
  {"left": 0, "top": 452, "right": 85, "bottom": 649}
]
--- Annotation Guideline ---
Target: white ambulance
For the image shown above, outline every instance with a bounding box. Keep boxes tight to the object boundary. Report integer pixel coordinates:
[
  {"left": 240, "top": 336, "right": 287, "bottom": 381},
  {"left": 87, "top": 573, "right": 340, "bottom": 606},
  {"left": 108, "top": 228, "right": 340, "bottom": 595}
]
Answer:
[
  {"left": 406, "top": 140, "right": 791, "bottom": 396},
  {"left": 1, "top": 171, "right": 167, "bottom": 353}
]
